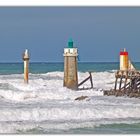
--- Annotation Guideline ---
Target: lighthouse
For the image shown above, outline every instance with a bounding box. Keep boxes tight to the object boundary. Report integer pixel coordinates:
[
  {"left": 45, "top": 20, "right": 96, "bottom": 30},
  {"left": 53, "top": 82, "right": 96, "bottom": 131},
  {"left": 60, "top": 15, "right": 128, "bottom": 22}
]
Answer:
[
  {"left": 63, "top": 39, "right": 78, "bottom": 90},
  {"left": 120, "top": 48, "right": 129, "bottom": 71}
]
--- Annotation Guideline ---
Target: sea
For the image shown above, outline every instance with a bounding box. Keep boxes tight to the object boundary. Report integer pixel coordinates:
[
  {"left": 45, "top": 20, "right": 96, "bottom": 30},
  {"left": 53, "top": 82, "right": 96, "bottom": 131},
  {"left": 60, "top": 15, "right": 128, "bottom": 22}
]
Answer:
[{"left": 0, "top": 62, "right": 140, "bottom": 134}]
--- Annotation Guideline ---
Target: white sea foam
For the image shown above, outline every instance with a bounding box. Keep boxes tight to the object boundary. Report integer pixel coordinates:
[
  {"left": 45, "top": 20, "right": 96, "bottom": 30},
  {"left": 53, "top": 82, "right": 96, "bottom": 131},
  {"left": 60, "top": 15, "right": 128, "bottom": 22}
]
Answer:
[{"left": 0, "top": 71, "right": 139, "bottom": 133}]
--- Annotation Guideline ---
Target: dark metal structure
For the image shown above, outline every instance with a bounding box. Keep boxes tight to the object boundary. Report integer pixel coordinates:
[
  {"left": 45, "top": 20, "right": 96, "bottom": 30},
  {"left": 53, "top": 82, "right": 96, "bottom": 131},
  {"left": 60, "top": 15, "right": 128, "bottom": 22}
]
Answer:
[
  {"left": 104, "top": 70, "right": 140, "bottom": 98},
  {"left": 78, "top": 72, "right": 93, "bottom": 90}
]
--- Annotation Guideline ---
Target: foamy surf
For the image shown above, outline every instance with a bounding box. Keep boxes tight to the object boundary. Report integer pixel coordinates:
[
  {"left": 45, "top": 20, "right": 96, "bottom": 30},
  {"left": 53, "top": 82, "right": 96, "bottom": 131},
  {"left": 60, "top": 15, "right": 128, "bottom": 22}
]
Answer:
[{"left": 0, "top": 71, "right": 140, "bottom": 133}]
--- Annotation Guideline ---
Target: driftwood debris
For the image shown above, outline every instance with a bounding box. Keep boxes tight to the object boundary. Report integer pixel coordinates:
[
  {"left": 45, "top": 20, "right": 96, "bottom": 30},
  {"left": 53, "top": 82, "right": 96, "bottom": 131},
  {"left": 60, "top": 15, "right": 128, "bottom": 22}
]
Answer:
[{"left": 104, "top": 70, "right": 140, "bottom": 98}]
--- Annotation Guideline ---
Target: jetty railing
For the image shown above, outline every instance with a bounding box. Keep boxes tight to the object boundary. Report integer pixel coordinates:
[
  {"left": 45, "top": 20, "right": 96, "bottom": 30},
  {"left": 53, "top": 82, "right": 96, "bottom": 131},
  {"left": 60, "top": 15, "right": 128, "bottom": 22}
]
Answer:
[{"left": 104, "top": 70, "right": 140, "bottom": 98}]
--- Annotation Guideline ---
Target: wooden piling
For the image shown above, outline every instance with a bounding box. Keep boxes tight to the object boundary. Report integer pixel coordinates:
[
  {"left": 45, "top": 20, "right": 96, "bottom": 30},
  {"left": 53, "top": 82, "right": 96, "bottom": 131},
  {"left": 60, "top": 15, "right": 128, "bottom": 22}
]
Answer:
[
  {"left": 104, "top": 70, "right": 140, "bottom": 98},
  {"left": 114, "top": 78, "right": 118, "bottom": 91}
]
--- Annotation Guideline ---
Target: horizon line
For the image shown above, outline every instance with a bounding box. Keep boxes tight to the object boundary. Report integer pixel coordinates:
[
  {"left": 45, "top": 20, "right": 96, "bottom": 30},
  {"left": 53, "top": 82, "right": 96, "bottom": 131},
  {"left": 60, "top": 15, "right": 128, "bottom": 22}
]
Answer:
[{"left": 0, "top": 61, "right": 139, "bottom": 63}]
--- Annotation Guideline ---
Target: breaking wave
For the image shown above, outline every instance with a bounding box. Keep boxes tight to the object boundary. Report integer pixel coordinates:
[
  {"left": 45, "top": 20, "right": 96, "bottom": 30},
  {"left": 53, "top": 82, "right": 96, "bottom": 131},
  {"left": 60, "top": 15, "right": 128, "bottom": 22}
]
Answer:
[{"left": 0, "top": 71, "right": 140, "bottom": 133}]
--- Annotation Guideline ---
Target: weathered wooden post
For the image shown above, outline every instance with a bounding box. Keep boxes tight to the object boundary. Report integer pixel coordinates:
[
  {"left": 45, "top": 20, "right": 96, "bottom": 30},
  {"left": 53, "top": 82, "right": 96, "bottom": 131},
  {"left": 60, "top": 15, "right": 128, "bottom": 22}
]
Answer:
[
  {"left": 124, "top": 77, "right": 127, "bottom": 93},
  {"left": 114, "top": 78, "right": 118, "bottom": 91},
  {"left": 23, "top": 49, "right": 29, "bottom": 84},
  {"left": 63, "top": 39, "right": 78, "bottom": 90}
]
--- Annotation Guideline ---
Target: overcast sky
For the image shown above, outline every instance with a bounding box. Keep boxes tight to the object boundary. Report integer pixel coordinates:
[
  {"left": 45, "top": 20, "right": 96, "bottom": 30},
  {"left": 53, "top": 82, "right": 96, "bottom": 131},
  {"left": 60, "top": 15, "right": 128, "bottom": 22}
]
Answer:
[{"left": 0, "top": 7, "right": 140, "bottom": 62}]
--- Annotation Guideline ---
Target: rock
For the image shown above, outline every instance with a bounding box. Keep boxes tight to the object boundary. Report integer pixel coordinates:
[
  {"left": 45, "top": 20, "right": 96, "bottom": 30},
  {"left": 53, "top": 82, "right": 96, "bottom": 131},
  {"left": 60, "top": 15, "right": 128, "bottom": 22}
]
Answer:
[{"left": 75, "top": 96, "right": 88, "bottom": 101}]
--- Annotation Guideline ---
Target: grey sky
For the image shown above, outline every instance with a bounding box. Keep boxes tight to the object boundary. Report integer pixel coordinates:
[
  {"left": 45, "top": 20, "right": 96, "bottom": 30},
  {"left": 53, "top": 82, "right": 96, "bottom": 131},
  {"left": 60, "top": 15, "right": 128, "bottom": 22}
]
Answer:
[{"left": 0, "top": 7, "right": 140, "bottom": 62}]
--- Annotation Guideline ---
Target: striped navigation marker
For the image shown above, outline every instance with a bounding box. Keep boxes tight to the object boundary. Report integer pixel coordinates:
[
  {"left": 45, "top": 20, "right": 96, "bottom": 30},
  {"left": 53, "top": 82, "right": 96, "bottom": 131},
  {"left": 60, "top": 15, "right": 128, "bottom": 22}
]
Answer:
[{"left": 23, "top": 49, "right": 30, "bottom": 84}]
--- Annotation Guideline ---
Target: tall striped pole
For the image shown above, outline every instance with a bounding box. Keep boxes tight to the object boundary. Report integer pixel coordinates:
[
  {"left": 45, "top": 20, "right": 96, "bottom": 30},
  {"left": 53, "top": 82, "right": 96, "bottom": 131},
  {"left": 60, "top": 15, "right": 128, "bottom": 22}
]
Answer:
[{"left": 23, "top": 49, "right": 29, "bottom": 84}]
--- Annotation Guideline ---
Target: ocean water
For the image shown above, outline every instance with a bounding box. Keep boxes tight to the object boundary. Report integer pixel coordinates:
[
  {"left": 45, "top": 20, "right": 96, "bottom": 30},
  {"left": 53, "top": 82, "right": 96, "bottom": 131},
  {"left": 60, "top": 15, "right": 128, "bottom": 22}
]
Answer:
[{"left": 0, "top": 62, "right": 140, "bottom": 134}]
